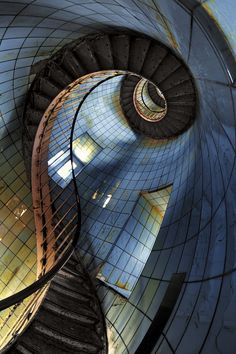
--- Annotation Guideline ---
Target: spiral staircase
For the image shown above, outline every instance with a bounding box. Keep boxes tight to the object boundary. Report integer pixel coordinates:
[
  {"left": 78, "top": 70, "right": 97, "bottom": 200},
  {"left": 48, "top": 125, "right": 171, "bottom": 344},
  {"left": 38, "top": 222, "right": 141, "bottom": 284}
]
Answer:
[
  {"left": 0, "top": 1, "right": 236, "bottom": 354},
  {"left": 9, "top": 255, "right": 106, "bottom": 354},
  {"left": 23, "top": 33, "right": 195, "bottom": 169},
  {"left": 0, "top": 31, "right": 196, "bottom": 353}
]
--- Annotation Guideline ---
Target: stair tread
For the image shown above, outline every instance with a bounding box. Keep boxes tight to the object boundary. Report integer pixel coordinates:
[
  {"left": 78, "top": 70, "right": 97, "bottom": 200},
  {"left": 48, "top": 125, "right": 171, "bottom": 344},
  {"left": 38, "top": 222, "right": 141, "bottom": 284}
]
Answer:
[
  {"left": 141, "top": 43, "right": 168, "bottom": 78},
  {"left": 50, "top": 281, "right": 92, "bottom": 303},
  {"left": 58, "top": 49, "right": 86, "bottom": 79},
  {"left": 32, "top": 322, "right": 101, "bottom": 353},
  {"left": 73, "top": 39, "right": 100, "bottom": 73},
  {"left": 163, "top": 80, "right": 195, "bottom": 97},
  {"left": 18, "top": 329, "right": 83, "bottom": 354},
  {"left": 111, "top": 34, "right": 130, "bottom": 70},
  {"left": 152, "top": 53, "right": 181, "bottom": 85},
  {"left": 158, "top": 66, "right": 192, "bottom": 91},
  {"left": 129, "top": 37, "right": 151, "bottom": 73},
  {"left": 36, "top": 308, "right": 102, "bottom": 346},
  {"left": 46, "top": 289, "right": 98, "bottom": 320},
  {"left": 43, "top": 300, "right": 97, "bottom": 327},
  {"left": 89, "top": 34, "right": 114, "bottom": 70},
  {"left": 46, "top": 61, "right": 73, "bottom": 88}
]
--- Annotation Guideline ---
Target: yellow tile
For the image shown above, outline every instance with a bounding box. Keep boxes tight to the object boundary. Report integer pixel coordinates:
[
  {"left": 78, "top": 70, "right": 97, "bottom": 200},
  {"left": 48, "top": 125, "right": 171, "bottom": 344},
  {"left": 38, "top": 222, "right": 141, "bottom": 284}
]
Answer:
[
  {"left": 0, "top": 280, "right": 6, "bottom": 293},
  {"left": 0, "top": 223, "right": 9, "bottom": 238},
  {"left": 17, "top": 245, "right": 31, "bottom": 261},
  {"left": 8, "top": 257, "right": 22, "bottom": 273},
  {"left": 1, "top": 231, "right": 16, "bottom": 248},
  {"left": 20, "top": 209, "right": 33, "bottom": 224},
  {"left": 9, "top": 238, "right": 23, "bottom": 255},
  {"left": 22, "top": 271, "right": 36, "bottom": 286},
  {"left": 0, "top": 206, "right": 11, "bottom": 221},
  {"left": 15, "top": 264, "right": 31, "bottom": 281},
  {"left": 25, "top": 235, "right": 36, "bottom": 250},
  {"left": 0, "top": 243, "right": 7, "bottom": 257},
  {"left": 11, "top": 220, "right": 26, "bottom": 235},
  {"left": 7, "top": 275, "right": 22, "bottom": 292},
  {"left": 0, "top": 262, "right": 5, "bottom": 276},
  {"left": 24, "top": 252, "right": 36, "bottom": 269},
  {"left": 6, "top": 196, "right": 21, "bottom": 211},
  {"left": 1, "top": 269, "right": 14, "bottom": 285},
  {"left": 1, "top": 250, "right": 15, "bottom": 267}
]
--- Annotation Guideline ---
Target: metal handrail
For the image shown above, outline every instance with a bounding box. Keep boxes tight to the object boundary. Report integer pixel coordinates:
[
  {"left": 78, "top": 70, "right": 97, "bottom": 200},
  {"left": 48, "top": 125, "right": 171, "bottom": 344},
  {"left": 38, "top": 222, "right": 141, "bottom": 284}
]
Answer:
[
  {"left": 0, "top": 70, "right": 125, "bottom": 352},
  {"left": 133, "top": 78, "right": 167, "bottom": 122}
]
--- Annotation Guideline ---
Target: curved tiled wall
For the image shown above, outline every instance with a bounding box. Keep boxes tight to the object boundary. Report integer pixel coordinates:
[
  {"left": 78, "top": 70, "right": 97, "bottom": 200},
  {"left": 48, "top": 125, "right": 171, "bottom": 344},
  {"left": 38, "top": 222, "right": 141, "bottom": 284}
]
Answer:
[{"left": 0, "top": 1, "right": 236, "bottom": 353}]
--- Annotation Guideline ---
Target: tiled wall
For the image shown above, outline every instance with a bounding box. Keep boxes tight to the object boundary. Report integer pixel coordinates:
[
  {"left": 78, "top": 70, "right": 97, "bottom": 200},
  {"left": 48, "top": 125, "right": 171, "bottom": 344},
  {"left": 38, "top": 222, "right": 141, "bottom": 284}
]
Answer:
[
  {"left": 97, "top": 186, "right": 172, "bottom": 298},
  {"left": 0, "top": 1, "right": 236, "bottom": 353}
]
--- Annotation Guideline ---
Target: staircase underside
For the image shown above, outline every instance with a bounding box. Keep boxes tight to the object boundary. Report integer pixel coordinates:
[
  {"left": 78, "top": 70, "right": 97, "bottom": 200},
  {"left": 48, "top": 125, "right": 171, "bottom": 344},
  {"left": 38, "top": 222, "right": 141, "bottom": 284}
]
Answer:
[
  {"left": 8, "top": 254, "right": 107, "bottom": 354},
  {"left": 23, "top": 32, "right": 196, "bottom": 176}
]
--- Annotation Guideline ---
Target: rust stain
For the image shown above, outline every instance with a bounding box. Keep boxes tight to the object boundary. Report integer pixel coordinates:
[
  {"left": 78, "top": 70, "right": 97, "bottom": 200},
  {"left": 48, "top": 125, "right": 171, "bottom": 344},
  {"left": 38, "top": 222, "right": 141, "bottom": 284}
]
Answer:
[
  {"left": 141, "top": 137, "right": 169, "bottom": 148},
  {"left": 154, "top": 7, "right": 179, "bottom": 50},
  {"left": 151, "top": 205, "right": 164, "bottom": 218},
  {"left": 115, "top": 280, "right": 129, "bottom": 290},
  {"left": 202, "top": 3, "right": 220, "bottom": 27},
  {"left": 165, "top": 27, "right": 179, "bottom": 50},
  {"left": 202, "top": 3, "right": 236, "bottom": 60}
]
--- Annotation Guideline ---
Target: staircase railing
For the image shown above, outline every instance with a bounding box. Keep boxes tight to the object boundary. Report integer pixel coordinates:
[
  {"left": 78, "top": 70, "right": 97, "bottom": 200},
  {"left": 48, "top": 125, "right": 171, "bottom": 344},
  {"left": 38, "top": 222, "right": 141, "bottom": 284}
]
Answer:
[
  {"left": 133, "top": 78, "right": 167, "bottom": 122},
  {"left": 0, "top": 70, "right": 124, "bottom": 352}
]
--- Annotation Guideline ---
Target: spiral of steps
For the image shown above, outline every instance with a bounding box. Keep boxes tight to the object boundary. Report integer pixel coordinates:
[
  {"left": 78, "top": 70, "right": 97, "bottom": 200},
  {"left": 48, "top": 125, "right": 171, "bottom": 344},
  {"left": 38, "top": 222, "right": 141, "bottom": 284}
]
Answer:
[
  {"left": 120, "top": 72, "right": 195, "bottom": 139},
  {"left": 147, "top": 82, "right": 166, "bottom": 108},
  {"left": 17, "top": 32, "right": 198, "bottom": 354},
  {"left": 8, "top": 254, "right": 107, "bottom": 354},
  {"left": 23, "top": 32, "right": 196, "bottom": 174}
]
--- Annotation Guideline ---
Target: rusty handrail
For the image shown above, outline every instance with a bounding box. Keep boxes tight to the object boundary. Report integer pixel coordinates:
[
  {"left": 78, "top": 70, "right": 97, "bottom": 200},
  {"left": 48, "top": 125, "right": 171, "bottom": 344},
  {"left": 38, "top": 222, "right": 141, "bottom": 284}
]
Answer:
[{"left": 0, "top": 70, "right": 125, "bottom": 352}]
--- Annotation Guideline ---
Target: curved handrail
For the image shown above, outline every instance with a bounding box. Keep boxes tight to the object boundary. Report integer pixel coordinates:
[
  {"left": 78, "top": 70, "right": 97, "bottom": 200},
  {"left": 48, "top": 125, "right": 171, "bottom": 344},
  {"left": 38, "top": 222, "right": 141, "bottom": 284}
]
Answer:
[
  {"left": 0, "top": 246, "right": 74, "bottom": 312},
  {"left": 0, "top": 70, "right": 126, "bottom": 352},
  {"left": 133, "top": 78, "right": 167, "bottom": 122}
]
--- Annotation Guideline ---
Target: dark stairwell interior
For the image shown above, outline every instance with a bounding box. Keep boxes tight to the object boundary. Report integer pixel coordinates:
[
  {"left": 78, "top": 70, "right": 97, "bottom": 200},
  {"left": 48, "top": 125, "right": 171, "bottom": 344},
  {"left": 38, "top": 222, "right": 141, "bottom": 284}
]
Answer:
[{"left": 0, "top": 1, "right": 236, "bottom": 354}]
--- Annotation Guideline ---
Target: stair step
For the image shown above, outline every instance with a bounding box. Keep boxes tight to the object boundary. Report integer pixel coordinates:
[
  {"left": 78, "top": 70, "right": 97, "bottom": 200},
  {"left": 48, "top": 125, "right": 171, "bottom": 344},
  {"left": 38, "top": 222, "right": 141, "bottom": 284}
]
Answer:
[
  {"left": 167, "top": 111, "right": 192, "bottom": 124},
  {"left": 46, "top": 289, "right": 98, "bottom": 320},
  {"left": 168, "top": 103, "right": 194, "bottom": 115},
  {"left": 58, "top": 49, "right": 86, "bottom": 79},
  {"left": 129, "top": 37, "right": 151, "bottom": 73},
  {"left": 43, "top": 300, "right": 97, "bottom": 327},
  {"left": 123, "top": 75, "right": 140, "bottom": 85},
  {"left": 56, "top": 270, "right": 91, "bottom": 291},
  {"left": 69, "top": 251, "right": 79, "bottom": 262},
  {"left": 111, "top": 34, "right": 130, "bottom": 70},
  {"left": 14, "top": 343, "right": 33, "bottom": 354},
  {"left": 147, "top": 83, "right": 166, "bottom": 108},
  {"left": 46, "top": 62, "right": 73, "bottom": 88},
  {"left": 163, "top": 116, "right": 183, "bottom": 131},
  {"left": 59, "top": 265, "right": 89, "bottom": 279},
  {"left": 26, "top": 124, "right": 38, "bottom": 140},
  {"left": 167, "top": 94, "right": 195, "bottom": 104},
  {"left": 36, "top": 308, "right": 102, "bottom": 347},
  {"left": 25, "top": 108, "right": 43, "bottom": 126},
  {"left": 32, "top": 322, "right": 101, "bottom": 353},
  {"left": 18, "top": 329, "right": 74, "bottom": 354},
  {"left": 121, "top": 96, "right": 134, "bottom": 107},
  {"left": 158, "top": 66, "right": 191, "bottom": 92},
  {"left": 37, "top": 77, "right": 61, "bottom": 98},
  {"left": 152, "top": 53, "right": 181, "bottom": 85},
  {"left": 30, "top": 92, "right": 51, "bottom": 112},
  {"left": 74, "top": 39, "right": 100, "bottom": 73},
  {"left": 121, "top": 86, "right": 135, "bottom": 98},
  {"left": 148, "top": 120, "right": 166, "bottom": 138},
  {"left": 163, "top": 80, "right": 195, "bottom": 97},
  {"left": 157, "top": 121, "right": 176, "bottom": 136},
  {"left": 141, "top": 43, "right": 168, "bottom": 79},
  {"left": 90, "top": 34, "right": 114, "bottom": 70},
  {"left": 50, "top": 281, "right": 91, "bottom": 304}
]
